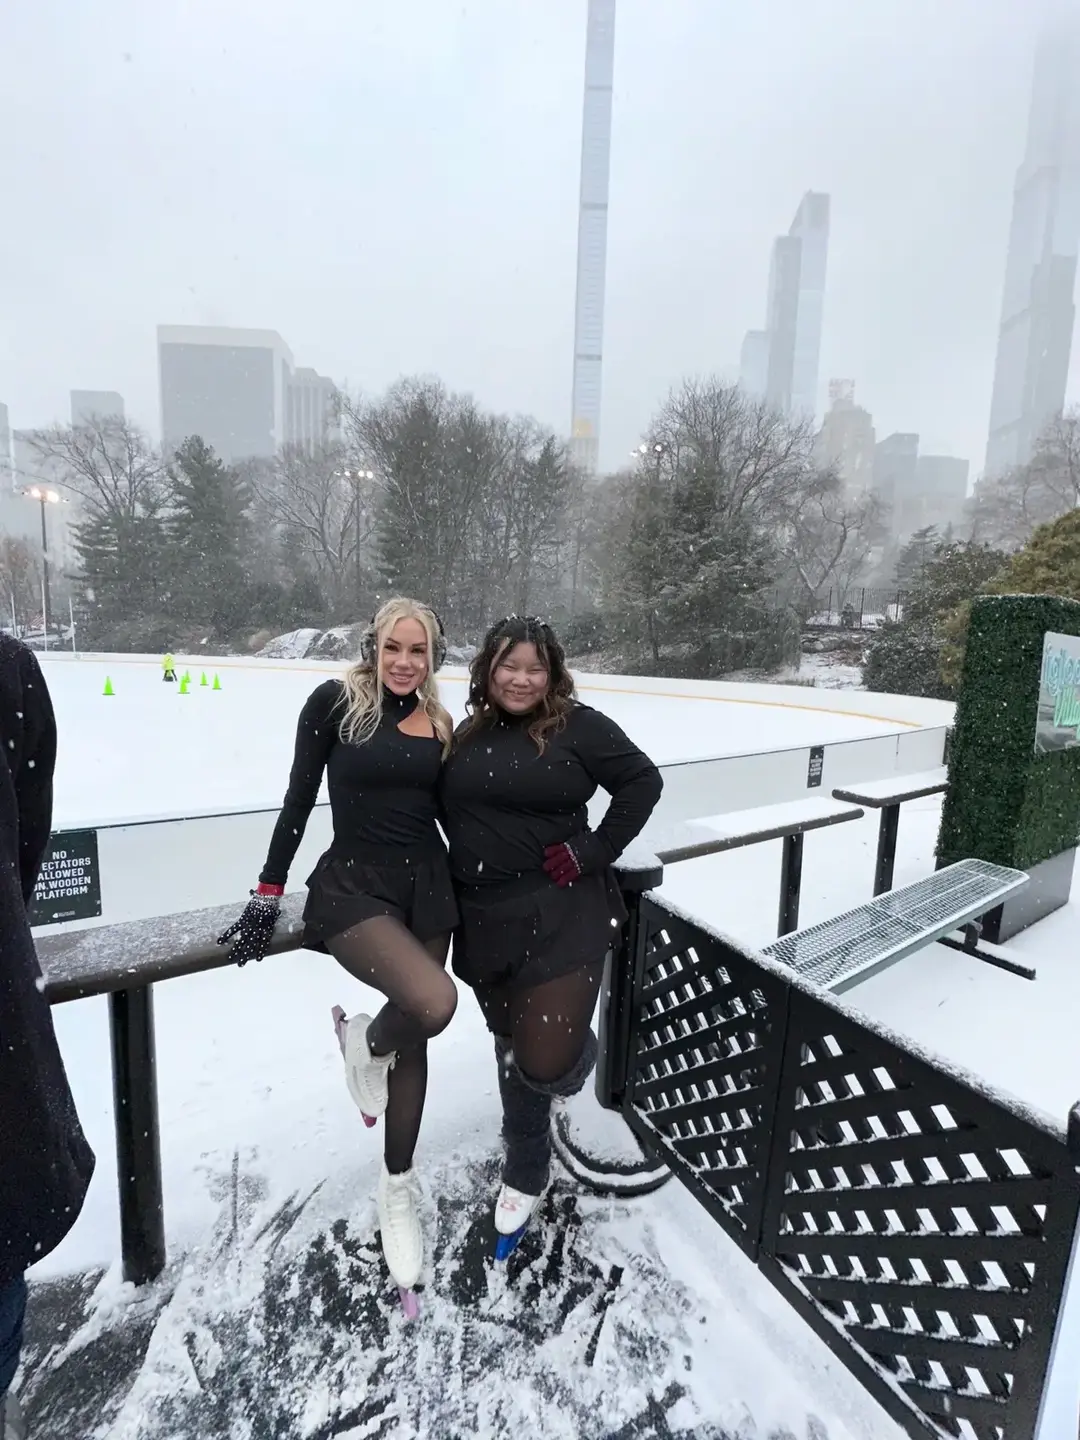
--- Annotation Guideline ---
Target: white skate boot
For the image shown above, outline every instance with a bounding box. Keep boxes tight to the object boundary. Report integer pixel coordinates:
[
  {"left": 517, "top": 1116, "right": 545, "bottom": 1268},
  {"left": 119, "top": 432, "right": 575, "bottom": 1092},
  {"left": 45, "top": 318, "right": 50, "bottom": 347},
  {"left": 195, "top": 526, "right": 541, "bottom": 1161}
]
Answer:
[
  {"left": 332, "top": 1008, "right": 395, "bottom": 1123},
  {"left": 494, "top": 1183, "right": 544, "bottom": 1260},
  {"left": 377, "top": 1162, "right": 423, "bottom": 1317}
]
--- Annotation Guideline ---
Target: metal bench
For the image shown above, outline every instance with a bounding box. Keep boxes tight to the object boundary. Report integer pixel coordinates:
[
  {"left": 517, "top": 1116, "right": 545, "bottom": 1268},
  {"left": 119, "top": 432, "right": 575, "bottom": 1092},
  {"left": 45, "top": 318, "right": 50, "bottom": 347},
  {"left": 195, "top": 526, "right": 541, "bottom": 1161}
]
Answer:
[
  {"left": 762, "top": 856, "right": 1028, "bottom": 993},
  {"left": 832, "top": 765, "right": 948, "bottom": 896},
  {"left": 647, "top": 796, "right": 865, "bottom": 937}
]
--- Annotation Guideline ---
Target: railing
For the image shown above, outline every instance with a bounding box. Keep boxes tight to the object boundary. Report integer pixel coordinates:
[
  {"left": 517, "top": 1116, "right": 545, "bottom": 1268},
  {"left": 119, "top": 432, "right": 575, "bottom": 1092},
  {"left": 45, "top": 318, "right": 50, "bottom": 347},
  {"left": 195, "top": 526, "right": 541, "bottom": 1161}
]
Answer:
[
  {"left": 33, "top": 723, "right": 948, "bottom": 936},
  {"left": 803, "top": 586, "right": 908, "bottom": 629},
  {"left": 597, "top": 875, "right": 1080, "bottom": 1440}
]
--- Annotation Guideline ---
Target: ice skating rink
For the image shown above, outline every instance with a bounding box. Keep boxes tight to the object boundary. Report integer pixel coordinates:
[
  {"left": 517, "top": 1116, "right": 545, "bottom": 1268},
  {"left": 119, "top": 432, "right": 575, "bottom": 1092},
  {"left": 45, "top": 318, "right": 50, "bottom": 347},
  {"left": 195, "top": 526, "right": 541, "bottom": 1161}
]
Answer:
[
  {"left": 25, "top": 652, "right": 1078, "bottom": 1440},
  {"left": 43, "top": 651, "right": 919, "bottom": 827}
]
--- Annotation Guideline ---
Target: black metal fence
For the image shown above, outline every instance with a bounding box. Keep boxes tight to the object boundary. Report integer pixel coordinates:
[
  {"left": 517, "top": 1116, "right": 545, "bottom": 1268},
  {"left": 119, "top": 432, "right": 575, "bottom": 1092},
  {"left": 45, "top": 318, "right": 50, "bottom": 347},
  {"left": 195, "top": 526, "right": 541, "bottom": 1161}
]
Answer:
[
  {"left": 598, "top": 884, "right": 1080, "bottom": 1440},
  {"left": 803, "top": 587, "right": 907, "bottom": 629}
]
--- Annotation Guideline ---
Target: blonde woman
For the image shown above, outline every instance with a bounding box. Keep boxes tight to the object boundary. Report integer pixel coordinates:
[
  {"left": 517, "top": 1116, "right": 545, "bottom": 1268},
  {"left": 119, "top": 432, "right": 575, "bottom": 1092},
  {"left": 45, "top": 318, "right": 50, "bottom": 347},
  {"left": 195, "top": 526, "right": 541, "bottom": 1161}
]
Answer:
[{"left": 218, "top": 597, "right": 458, "bottom": 1311}]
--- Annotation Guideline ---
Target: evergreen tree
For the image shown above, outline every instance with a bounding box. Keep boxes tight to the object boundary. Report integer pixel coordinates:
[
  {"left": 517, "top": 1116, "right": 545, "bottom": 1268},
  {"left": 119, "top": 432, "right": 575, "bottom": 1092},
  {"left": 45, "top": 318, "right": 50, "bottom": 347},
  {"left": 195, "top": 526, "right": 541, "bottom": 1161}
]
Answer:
[
  {"left": 167, "top": 436, "right": 252, "bottom": 634},
  {"left": 864, "top": 540, "right": 1008, "bottom": 697},
  {"left": 939, "top": 509, "right": 1080, "bottom": 687},
  {"left": 73, "top": 508, "right": 171, "bottom": 645}
]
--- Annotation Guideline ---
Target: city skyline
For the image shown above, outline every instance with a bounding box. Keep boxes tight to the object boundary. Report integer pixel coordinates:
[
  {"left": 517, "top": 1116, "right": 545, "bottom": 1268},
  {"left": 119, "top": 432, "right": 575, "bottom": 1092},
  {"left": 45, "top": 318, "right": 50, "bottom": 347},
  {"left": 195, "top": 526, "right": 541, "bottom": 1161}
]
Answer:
[{"left": 0, "top": 0, "right": 1069, "bottom": 478}]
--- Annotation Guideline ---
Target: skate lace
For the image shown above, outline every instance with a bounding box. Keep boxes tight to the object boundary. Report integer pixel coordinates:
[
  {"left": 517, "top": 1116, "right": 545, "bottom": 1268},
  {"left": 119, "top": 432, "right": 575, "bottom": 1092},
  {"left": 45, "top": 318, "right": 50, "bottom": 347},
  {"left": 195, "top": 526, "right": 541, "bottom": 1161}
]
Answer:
[{"left": 383, "top": 1176, "right": 416, "bottom": 1234}]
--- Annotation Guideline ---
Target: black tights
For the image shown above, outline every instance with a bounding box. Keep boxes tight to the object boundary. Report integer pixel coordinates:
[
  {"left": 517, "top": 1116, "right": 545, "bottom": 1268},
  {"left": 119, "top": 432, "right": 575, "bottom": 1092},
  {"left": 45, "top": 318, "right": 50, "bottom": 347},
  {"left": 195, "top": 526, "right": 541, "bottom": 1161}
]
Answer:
[
  {"left": 473, "top": 963, "right": 604, "bottom": 1084},
  {"left": 327, "top": 916, "right": 456, "bottom": 1175}
]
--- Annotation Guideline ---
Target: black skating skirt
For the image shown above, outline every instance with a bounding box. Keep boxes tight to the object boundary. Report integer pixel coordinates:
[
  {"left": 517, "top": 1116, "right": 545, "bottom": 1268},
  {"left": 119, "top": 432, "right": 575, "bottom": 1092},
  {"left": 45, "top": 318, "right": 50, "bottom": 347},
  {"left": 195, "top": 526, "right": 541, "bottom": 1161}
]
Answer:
[
  {"left": 451, "top": 868, "right": 627, "bottom": 990},
  {"left": 302, "top": 845, "right": 460, "bottom": 950}
]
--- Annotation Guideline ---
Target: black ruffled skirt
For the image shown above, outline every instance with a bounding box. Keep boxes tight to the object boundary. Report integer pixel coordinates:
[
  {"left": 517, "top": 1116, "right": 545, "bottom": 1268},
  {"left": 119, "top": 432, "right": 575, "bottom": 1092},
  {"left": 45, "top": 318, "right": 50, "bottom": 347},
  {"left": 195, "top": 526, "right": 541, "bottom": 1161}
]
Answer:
[
  {"left": 302, "top": 846, "right": 459, "bottom": 949},
  {"left": 452, "top": 868, "right": 627, "bottom": 990}
]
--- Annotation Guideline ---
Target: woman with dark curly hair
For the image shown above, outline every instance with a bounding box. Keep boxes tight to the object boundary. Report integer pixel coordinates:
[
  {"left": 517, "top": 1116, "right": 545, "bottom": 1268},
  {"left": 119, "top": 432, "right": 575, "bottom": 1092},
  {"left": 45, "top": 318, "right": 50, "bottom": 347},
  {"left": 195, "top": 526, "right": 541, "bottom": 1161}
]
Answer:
[{"left": 440, "top": 615, "right": 662, "bottom": 1240}]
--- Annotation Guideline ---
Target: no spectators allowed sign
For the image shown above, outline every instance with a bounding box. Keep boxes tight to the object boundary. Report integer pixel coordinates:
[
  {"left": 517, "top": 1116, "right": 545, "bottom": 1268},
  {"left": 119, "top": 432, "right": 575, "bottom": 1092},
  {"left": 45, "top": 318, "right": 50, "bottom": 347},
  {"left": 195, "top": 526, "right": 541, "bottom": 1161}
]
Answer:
[{"left": 29, "top": 829, "right": 102, "bottom": 927}]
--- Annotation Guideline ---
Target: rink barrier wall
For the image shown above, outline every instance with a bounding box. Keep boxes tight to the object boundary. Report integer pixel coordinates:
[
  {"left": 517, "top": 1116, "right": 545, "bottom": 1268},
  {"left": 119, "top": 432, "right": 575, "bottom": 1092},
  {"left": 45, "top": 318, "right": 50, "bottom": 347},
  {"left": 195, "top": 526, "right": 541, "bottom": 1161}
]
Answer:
[
  {"left": 599, "top": 875, "right": 1080, "bottom": 1440},
  {"left": 33, "top": 723, "right": 949, "bottom": 937}
]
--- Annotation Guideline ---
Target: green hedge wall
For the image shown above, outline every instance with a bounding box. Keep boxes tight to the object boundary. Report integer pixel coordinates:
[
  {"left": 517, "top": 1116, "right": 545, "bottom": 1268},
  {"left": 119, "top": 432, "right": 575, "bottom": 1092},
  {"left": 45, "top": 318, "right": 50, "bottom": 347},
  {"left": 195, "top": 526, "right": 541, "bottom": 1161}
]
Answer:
[{"left": 937, "top": 593, "right": 1080, "bottom": 870}]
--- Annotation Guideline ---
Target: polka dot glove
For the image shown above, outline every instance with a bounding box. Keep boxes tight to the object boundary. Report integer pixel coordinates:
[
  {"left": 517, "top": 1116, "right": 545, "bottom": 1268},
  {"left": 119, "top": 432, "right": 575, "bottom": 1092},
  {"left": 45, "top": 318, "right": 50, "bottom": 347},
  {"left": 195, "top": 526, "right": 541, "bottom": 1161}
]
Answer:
[{"left": 217, "top": 884, "right": 283, "bottom": 967}]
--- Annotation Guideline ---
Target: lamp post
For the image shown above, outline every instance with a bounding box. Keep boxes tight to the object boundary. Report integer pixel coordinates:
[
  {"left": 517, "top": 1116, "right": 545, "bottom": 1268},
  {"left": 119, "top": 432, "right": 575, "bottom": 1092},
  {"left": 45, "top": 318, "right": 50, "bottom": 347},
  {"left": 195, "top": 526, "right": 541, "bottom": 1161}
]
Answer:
[
  {"left": 26, "top": 486, "right": 62, "bottom": 640},
  {"left": 342, "top": 468, "right": 374, "bottom": 603}
]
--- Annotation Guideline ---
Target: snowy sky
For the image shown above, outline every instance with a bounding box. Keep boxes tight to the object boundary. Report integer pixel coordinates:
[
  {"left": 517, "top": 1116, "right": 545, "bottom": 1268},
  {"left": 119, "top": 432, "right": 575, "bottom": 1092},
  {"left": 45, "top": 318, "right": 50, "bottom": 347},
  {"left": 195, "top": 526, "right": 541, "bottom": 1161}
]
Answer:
[{"left": 0, "top": 0, "right": 1064, "bottom": 475}]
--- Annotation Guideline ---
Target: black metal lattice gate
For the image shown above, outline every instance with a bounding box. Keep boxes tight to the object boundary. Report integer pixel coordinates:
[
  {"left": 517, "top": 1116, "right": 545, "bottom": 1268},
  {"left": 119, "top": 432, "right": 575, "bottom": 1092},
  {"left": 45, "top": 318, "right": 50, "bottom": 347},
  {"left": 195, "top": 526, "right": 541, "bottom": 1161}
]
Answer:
[{"left": 598, "top": 890, "right": 1080, "bottom": 1440}]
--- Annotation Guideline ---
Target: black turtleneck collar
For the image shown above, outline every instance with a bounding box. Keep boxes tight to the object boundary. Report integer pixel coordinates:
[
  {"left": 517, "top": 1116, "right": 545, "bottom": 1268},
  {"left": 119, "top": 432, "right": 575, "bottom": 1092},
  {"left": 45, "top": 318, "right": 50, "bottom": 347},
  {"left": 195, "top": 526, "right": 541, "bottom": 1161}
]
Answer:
[{"left": 382, "top": 686, "right": 419, "bottom": 719}]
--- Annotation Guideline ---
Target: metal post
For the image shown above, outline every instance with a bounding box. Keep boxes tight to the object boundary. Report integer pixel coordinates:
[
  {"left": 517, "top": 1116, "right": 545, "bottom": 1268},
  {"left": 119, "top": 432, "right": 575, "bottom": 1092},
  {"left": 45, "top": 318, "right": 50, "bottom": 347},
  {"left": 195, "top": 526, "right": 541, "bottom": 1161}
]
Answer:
[
  {"left": 777, "top": 832, "right": 804, "bottom": 936},
  {"left": 596, "top": 862, "right": 663, "bottom": 1111},
  {"left": 109, "top": 985, "right": 166, "bottom": 1285},
  {"left": 873, "top": 804, "right": 901, "bottom": 896},
  {"left": 38, "top": 495, "right": 51, "bottom": 638}
]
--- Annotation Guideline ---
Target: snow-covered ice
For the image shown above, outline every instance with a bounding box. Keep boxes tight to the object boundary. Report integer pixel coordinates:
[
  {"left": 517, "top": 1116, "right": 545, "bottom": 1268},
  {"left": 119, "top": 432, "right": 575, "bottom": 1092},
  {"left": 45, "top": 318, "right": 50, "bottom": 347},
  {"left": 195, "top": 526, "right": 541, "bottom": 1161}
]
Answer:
[{"left": 22, "top": 652, "right": 1078, "bottom": 1438}]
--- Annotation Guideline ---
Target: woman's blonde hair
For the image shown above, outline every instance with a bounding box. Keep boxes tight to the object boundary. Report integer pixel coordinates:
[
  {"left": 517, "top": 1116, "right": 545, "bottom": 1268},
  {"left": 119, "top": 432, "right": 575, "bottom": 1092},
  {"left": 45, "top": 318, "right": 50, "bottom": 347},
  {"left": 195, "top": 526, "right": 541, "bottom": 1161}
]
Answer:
[{"left": 338, "top": 596, "right": 453, "bottom": 754}]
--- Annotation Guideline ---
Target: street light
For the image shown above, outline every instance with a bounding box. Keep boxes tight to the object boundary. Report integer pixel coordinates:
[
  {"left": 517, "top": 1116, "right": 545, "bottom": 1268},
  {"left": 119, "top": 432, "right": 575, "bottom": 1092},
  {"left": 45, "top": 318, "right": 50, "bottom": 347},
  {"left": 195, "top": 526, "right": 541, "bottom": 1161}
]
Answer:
[
  {"left": 340, "top": 467, "right": 374, "bottom": 602},
  {"left": 25, "top": 487, "right": 62, "bottom": 640}
]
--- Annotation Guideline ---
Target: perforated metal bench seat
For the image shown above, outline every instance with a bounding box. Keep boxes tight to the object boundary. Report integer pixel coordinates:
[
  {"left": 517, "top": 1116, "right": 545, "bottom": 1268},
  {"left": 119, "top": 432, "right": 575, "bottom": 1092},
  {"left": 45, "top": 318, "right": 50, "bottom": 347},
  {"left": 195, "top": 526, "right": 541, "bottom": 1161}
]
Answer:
[{"left": 761, "top": 857, "right": 1028, "bottom": 993}]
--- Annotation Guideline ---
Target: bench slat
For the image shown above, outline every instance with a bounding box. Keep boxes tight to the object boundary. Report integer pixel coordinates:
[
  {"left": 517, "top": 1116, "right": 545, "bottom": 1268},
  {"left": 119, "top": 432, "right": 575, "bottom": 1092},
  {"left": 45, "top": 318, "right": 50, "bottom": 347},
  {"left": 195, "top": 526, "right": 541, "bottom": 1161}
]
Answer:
[
  {"left": 650, "top": 798, "right": 865, "bottom": 865},
  {"left": 762, "top": 858, "right": 1027, "bottom": 993},
  {"left": 831, "top": 767, "right": 948, "bottom": 808}
]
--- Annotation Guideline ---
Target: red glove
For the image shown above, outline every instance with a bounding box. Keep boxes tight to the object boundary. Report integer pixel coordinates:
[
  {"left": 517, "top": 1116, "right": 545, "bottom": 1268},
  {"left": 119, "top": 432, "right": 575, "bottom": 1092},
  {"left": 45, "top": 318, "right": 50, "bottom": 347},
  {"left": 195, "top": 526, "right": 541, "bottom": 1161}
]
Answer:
[{"left": 543, "top": 841, "right": 582, "bottom": 887}]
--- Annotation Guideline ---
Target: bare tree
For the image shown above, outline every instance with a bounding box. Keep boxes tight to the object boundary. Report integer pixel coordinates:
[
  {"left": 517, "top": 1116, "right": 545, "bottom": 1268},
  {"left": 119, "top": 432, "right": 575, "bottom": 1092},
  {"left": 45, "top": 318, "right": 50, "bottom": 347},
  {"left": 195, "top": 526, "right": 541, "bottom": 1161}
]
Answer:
[
  {"left": 780, "top": 470, "right": 886, "bottom": 611},
  {"left": 23, "top": 416, "right": 166, "bottom": 521},
  {"left": 0, "top": 536, "right": 43, "bottom": 632},
  {"left": 970, "top": 409, "right": 1080, "bottom": 549},
  {"left": 256, "top": 441, "right": 378, "bottom": 615}
]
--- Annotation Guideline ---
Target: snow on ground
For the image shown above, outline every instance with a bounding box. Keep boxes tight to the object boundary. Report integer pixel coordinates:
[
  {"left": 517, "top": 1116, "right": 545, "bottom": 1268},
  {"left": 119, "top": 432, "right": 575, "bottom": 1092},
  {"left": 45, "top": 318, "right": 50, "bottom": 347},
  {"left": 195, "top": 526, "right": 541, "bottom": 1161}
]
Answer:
[{"left": 24, "top": 652, "right": 1078, "bottom": 1438}]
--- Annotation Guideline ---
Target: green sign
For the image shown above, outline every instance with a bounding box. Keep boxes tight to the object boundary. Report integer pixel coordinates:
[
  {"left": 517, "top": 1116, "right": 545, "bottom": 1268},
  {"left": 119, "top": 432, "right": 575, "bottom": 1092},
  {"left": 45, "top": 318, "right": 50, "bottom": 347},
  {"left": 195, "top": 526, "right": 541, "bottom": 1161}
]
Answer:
[{"left": 1035, "top": 632, "right": 1080, "bottom": 754}]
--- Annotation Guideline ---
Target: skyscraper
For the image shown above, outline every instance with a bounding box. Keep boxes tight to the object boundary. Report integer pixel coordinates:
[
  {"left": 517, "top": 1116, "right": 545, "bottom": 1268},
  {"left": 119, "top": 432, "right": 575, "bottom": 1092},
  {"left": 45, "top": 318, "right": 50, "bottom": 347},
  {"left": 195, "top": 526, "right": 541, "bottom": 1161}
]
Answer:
[
  {"left": 286, "top": 367, "right": 338, "bottom": 454},
  {"left": 158, "top": 325, "right": 295, "bottom": 464},
  {"left": 740, "top": 192, "right": 830, "bottom": 421},
  {"left": 70, "top": 391, "right": 125, "bottom": 426},
  {"left": 569, "top": 0, "right": 616, "bottom": 476},
  {"left": 815, "top": 380, "right": 876, "bottom": 496},
  {"left": 984, "top": 14, "right": 1080, "bottom": 477}
]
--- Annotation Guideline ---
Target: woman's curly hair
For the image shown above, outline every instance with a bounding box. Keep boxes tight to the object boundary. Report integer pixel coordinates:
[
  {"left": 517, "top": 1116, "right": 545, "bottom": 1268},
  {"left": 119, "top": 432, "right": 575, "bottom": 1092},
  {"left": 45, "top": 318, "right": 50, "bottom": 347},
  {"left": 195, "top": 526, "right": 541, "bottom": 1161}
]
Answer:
[{"left": 457, "top": 615, "right": 576, "bottom": 753}]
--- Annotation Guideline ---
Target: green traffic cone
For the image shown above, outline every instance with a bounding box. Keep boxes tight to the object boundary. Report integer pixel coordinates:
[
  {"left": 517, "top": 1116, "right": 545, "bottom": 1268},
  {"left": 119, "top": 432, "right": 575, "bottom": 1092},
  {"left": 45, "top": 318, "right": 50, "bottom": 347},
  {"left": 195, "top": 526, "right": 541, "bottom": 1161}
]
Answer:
[
  {"left": 103, "top": 676, "right": 114, "bottom": 697},
  {"left": 212, "top": 673, "right": 222, "bottom": 691},
  {"left": 182, "top": 670, "right": 191, "bottom": 685},
  {"left": 200, "top": 672, "right": 209, "bottom": 687},
  {"left": 179, "top": 675, "right": 190, "bottom": 695}
]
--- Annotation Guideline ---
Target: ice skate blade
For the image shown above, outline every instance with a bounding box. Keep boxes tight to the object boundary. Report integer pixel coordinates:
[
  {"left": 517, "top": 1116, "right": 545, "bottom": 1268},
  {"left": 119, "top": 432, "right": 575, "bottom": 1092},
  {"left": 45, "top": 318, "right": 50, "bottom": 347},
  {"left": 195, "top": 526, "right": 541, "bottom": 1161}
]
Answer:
[
  {"left": 333, "top": 1006, "right": 378, "bottom": 1126},
  {"left": 494, "top": 1226, "right": 527, "bottom": 1262},
  {"left": 331, "top": 1004, "right": 347, "bottom": 1053},
  {"left": 398, "top": 1286, "right": 420, "bottom": 1319}
]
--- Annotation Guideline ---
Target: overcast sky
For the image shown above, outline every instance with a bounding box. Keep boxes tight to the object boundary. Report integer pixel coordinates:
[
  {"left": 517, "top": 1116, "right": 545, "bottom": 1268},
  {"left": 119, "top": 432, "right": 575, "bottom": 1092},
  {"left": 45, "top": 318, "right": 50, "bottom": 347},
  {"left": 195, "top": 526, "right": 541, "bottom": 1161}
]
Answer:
[{"left": 0, "top": 0, "right": 1064, "bottom": 477}]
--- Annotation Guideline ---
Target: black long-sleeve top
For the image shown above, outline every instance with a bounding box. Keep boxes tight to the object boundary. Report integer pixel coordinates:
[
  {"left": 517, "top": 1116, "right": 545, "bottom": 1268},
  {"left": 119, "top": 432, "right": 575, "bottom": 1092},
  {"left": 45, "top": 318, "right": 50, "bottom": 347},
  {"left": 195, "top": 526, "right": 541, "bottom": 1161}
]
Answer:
[
  {"left": 0, "top": 635, "right": 57, "bottom": 903},
  {"left": 439, "top": 702, "right": 663, "bottom": 887},
  {"left": 259, "top": 680, "right": 444, "bottom": 887}
]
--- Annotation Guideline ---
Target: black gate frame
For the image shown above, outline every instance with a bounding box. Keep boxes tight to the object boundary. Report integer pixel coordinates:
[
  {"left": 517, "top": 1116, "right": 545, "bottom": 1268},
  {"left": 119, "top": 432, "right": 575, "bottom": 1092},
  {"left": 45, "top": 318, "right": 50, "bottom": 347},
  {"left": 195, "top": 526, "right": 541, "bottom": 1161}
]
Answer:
[{"left": 599, "top": 876, "right": 1080, "bottom": 1440}]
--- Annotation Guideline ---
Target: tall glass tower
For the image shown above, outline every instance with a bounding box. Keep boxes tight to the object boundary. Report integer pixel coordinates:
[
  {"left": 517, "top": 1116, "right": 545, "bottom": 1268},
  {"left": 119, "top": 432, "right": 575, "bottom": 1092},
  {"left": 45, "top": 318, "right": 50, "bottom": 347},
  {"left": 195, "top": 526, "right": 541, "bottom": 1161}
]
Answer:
[
  {"left": 569, "top": 0, "right": 616, "bottom": 476},
  {"left": 985, "top": 14, "right": 1080, "bottom": 477}
]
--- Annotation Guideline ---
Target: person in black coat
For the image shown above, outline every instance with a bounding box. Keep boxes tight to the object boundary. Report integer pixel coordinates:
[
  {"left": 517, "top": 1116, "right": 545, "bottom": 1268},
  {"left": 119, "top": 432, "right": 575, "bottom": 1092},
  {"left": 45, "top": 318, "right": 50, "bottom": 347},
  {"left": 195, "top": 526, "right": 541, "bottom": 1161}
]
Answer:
[
  {"left": 0, "top": 637, "right": 95, "bottom": 1428},
  {"left": 440, "top": 616, "right": 663, "bottom": 1239}
]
